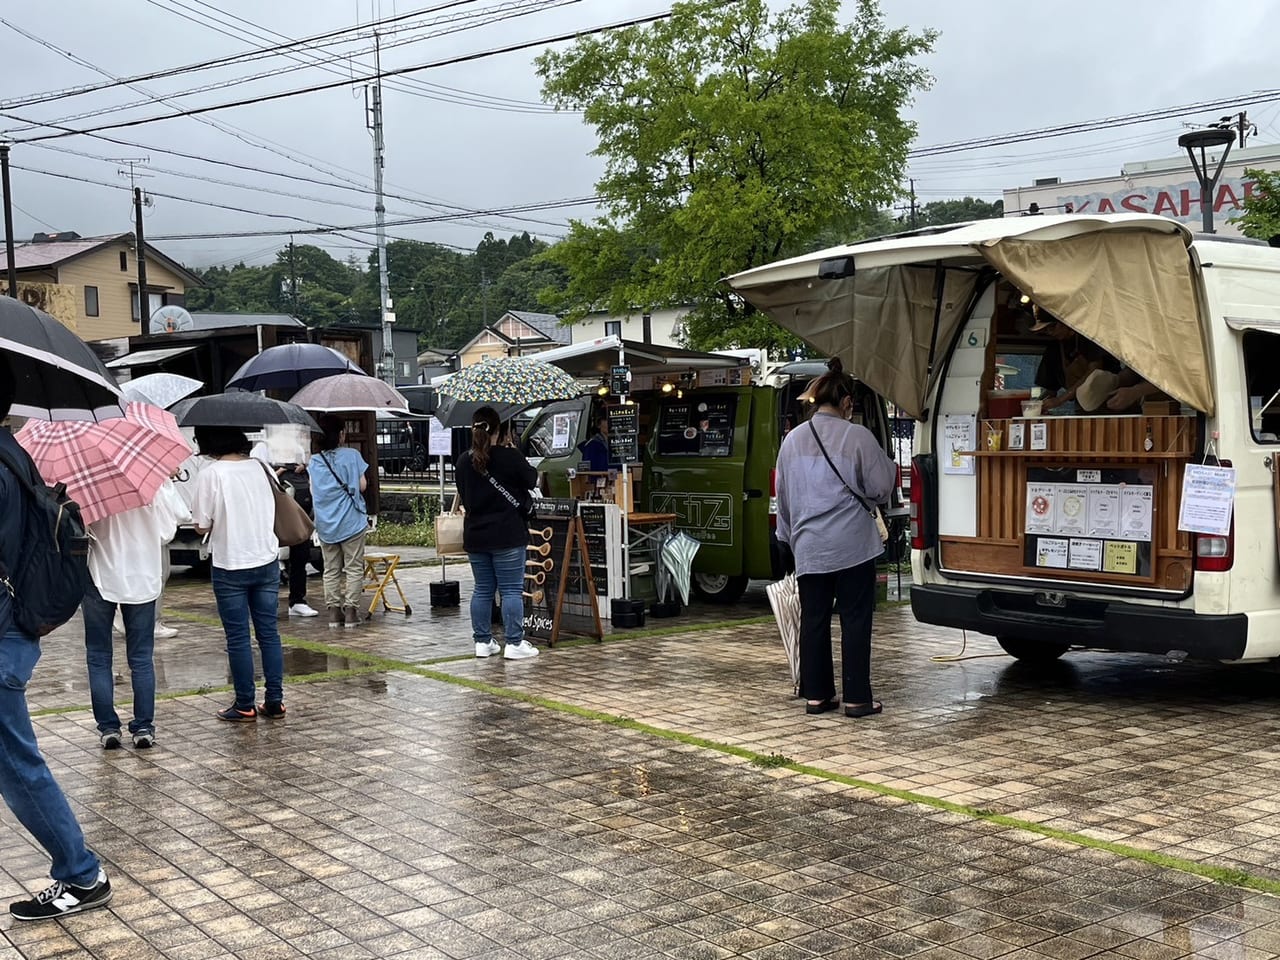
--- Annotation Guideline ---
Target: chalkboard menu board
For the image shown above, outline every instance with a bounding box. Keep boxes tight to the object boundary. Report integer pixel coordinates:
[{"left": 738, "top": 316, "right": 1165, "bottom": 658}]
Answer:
[
  {"left": 522, "top": 498, "right": 603, "bottom": 644},
  {"left": 655, "top": 395, "right": 737, "bottom": 457},
  {"left": 607, "top": 405, "right": 640, "bottom": 463}
]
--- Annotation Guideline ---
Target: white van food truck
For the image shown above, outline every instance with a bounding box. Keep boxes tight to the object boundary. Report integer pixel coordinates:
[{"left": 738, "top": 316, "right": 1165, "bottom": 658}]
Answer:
[{"left": 729, "top": 214, "right": 1280, "bottom": 663}]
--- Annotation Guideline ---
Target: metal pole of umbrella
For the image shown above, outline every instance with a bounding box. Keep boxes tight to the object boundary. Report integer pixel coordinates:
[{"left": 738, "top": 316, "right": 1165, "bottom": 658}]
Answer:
[
  {"left": 618, "top": 340, "right": 631, "bottom": 601},
  {"left": 1, "top": 143, "right": 17, "bottom": 299}
]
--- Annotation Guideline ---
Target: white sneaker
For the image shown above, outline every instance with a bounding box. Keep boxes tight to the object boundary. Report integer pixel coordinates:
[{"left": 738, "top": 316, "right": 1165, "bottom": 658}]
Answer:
[
  {"left": 289, "top": 603, "right": 320, "bottom": 618},
  {"left": 154, "top": 623, "right": 178, "bottom": 639},
  {"left": 503, "top": 640, "right": 540, "bottom": 660},
  {"left": 475, "top": 640, "right": 501, "bottom": 658}
]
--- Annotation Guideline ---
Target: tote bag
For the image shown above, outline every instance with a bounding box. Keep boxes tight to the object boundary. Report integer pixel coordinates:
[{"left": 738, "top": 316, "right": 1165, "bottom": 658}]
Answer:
[
  {"left": 434, "top": 496, "right": 466, "bottom": 556},
  {"left": 258, "top": 461, "right": 315, "bottom": 547}
]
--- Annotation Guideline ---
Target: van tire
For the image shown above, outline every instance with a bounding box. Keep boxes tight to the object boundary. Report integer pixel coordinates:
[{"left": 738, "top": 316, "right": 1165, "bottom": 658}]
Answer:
[
  {"left": 996, "top": 636, "right": 1070, "bottom": 662},
  {"left": 692, "top": 573, "right": 749, "bottom": 604}
]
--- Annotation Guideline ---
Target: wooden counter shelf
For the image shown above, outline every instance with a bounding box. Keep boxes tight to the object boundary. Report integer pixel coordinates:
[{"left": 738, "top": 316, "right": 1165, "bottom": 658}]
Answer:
[{"left": 953, "top": 413, "right": 1198, "bottom": 592}]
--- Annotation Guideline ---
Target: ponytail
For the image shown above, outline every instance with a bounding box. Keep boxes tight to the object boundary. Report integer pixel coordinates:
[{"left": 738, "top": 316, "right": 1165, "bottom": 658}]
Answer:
[{"left": 470, "top": 406, "right": 500, "bottom": 474}]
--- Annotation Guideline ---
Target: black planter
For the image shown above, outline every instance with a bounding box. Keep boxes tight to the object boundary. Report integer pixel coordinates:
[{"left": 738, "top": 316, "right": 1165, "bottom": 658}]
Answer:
[
  {"left": 611, "top": 598, "right": 646, "bottom": 629},
  {"left": 649, "top": 600, "right": 681, "bottom": 619},
  {"left": 429, "top": 580, "right": 460, "bottom": 607}
]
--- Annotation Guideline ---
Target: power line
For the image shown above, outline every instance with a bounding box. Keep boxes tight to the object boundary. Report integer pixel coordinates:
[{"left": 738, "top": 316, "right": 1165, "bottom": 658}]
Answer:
[
  {"left": 7, "top": 7, "right": 716, "bottom": 144},
  {"left": 910, "top": 90, "right": 1280, "bottom": 159},
  {"left": 0, "top": 1, "right": 482, "bottom": 110}
]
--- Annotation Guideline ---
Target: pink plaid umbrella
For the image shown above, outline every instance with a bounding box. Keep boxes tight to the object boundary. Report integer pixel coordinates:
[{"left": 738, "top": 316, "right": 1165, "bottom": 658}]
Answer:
[{"left": 15, "top": 402, "right": 193, "bottom": 524}]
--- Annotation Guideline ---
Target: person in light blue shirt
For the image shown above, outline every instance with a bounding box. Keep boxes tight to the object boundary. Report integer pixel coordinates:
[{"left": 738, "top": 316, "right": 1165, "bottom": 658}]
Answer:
[
  {"left": 775, "top": 359, "right": 895, "bottom": 720},
  {"left": 308, "top": 415, "right": 369, "bottom": 629}
]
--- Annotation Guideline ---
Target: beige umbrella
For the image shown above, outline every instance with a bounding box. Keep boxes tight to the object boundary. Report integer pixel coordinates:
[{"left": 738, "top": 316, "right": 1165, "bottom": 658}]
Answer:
[{"left": 766, "top": 573, "right": 802, "bottom": 696}]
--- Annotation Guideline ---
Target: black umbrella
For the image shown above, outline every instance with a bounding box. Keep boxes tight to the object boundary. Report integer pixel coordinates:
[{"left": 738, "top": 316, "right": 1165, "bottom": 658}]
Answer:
[
  {"left": 0, "top": 298, "right": 123, "bottom": 421},
  {"left": 225, "top": 343, "right": 363, "bottom": 393},
  {"left": 433, "top": 394, "right": 526, "bottom": 429},
  {"left": 171, "top": 391, "right": 321, "bottom": 432}
]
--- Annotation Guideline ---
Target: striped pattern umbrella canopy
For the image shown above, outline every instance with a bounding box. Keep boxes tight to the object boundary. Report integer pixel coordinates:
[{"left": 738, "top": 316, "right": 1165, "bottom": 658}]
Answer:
[
  {"left": 765, "top": 572, "right": 802, "bottom": 697},
  {"left": 15, "top": 402, "right": 193, "bottom": 524},
  {"left": 438, "top": 357, "right": 580, "bottom": 406}
]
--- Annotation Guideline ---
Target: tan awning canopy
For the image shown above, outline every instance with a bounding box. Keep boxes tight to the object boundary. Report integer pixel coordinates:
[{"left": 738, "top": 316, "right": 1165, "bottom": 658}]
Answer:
[{"left": 727, "top": 214, "right": 1210, "bottom": 418}]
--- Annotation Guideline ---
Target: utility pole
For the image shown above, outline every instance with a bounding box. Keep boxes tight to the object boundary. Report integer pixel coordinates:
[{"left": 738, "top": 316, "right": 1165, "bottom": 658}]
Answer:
[
  {"left": 1238, "top": 110, "right": 1255, "bottom": 148},
  {"left": 134, "top": 187, "right": 149, "bottom": 327},
  {"left": 367, "top": 31, "right": 394, "bottom": 385},
  {"left": 1, "top": 143, "right": 16, "bottom": 299},
  {"left": 288, "top": 237, "right": 298, "bottom": 316},
  {"left": 909, "top": 178, "right": 918, "bottom": 229}
]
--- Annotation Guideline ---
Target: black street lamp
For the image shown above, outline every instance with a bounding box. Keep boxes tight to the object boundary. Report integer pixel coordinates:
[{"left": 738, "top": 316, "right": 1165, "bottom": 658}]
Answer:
[{"left": 1177, "top": 128, "right": 1236, "bottom": 233}]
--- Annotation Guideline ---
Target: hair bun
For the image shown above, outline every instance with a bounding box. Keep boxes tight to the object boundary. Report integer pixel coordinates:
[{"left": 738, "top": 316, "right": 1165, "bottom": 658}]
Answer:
[{"left": 826, "top": 357, "right": 844, "bottom": 375}]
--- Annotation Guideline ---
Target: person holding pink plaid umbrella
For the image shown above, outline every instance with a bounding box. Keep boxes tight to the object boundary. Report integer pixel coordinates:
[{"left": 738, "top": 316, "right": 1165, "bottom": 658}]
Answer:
[{"left": 16, "top": 403, "right": 192, "bottom": 749}]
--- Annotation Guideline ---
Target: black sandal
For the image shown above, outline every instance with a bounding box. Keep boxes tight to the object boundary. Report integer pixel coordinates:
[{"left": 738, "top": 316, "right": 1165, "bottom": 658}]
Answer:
[
  {"left": 805, "top": 698, "right": 840, "bottom": 715},
  {"left": 845, "top": 701, "right": 882, "bottom": 719}
]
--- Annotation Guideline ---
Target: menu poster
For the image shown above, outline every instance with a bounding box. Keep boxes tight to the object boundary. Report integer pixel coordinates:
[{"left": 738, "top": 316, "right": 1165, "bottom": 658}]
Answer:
[
  {"left": 1103, "top": 540, "right": 1138, "bottom": 575},
  {"left": 1008, "top": 421, "right": 1025, "bottom": 450},
  {"left": 1068, "top": 538, "right": 1103, "bottom": 571},
  {"left": 1055, "top": 485, "right": 1090, "bottom": 536},
  {"left": 1087, "top": 486, "right": 1121, "bottom": 538},
  {"left": 1035, "top": 538, "right": 1069, "bottom": 568},
  {"left": 943, "top": 414, "right": 977, "bottom": 475},
  {"left": 1178, "top": 463, "right": 1237, "bottom": 537},
  {"left": 1025, "top": 483, "right": 1056, "bottom": 534},
  {"left": 1030, "top": 421, "right": 1048, "bottom": 450},
  {"left": 1120, "top": 486, "right": 1154, "bottom": 542},
  {"left": 607, "top": 406, "right": 640, "bottom": 463}
]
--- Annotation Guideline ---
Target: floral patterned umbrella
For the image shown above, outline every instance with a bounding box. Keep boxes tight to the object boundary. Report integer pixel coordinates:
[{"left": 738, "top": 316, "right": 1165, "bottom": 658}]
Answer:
[{"left": 437, "top": 357, "right": 580, "bottom": 406}]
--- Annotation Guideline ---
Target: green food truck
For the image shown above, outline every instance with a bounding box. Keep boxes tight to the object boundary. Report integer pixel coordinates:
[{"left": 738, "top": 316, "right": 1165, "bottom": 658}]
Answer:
[{"left": 523, "top": 341, "right": 899, "bottom": 603}]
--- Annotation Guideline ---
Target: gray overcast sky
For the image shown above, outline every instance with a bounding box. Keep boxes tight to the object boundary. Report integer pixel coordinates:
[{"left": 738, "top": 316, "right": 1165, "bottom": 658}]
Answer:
[{"left": 2, "top": 0, "right": 1277, "bottom": 269}]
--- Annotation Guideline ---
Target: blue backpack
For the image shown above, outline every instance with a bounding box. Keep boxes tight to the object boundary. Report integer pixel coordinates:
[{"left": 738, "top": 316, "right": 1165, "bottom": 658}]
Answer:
[{"left": 0, "top": 443, "right": 90, "bottom": 638}]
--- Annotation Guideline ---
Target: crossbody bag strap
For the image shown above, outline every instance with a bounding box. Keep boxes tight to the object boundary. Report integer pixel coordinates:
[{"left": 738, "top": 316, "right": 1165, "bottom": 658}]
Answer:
[
  {"left": 486, "top": 471, "right": 522, "bottom": 510},
  {"left": 808, "top": 421, "right": 875, "bottom": 516},
  {"left": 319, "top": 451, "right": 365, "bottom": 514}
]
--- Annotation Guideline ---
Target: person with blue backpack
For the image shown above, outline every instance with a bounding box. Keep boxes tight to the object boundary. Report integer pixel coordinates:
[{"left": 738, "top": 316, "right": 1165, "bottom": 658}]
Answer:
[{"left": 0, "top": 370, "right": 112, "bottom": 921}]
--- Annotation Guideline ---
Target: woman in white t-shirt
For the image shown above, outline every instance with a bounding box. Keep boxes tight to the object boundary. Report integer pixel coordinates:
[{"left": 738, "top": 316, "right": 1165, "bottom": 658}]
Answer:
[{"left": 190, "top": 426, "right": 284, "bottom": 723}]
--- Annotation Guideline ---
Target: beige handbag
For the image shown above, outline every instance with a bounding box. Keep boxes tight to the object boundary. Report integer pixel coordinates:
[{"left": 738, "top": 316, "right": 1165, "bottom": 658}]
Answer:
[
  {"left": 434, "top": 496, "right": 466, "bottom": 556},
  {"left": 258, "top": 461, "right": 314, "bottom": 547}
]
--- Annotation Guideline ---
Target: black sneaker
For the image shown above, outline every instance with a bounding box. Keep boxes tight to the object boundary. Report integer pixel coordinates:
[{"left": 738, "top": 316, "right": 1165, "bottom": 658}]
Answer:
[
  {"left": 215, "top": 704, "right": 257, "bottom": 722},
  {"left": 258, "top": 701, "right": 285, "bottom": 720},
  {"left": 10, "top": 869, "right": 112, "bottom": 921}
]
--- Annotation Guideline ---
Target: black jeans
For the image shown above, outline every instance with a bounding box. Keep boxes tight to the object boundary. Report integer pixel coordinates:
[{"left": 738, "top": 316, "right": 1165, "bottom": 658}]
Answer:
[
  {"left": 287, "top": 543, "right": 309, "bottom": 606},
  {"left": 797, "top": 560, "right": 876, "bottom": 705}
]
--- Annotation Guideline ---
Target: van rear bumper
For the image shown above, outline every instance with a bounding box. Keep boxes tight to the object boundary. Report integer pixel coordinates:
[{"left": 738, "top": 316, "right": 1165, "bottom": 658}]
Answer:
[{"left": 911, "top": 584, "right": 1248, "bottom": 661}]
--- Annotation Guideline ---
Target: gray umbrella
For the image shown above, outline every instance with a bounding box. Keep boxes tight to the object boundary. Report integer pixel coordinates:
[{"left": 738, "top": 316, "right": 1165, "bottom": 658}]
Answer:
[
  {"left": 120, "top": 372, "right": 203, "bottom": 410},
  {"left": 660, "top": 533, "right": 702, "bottom": 606},
  {"left": 0, "top": 298, "right": 123, "bottom": 421},
  {"left": 171, "top": 391, "right": 320, "bottom": 431}
]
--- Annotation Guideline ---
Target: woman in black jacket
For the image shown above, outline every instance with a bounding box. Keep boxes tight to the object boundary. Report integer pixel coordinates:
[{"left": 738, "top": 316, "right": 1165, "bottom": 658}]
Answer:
[{"left": 456, "top": 406, "right": 540, "bottom": 660}]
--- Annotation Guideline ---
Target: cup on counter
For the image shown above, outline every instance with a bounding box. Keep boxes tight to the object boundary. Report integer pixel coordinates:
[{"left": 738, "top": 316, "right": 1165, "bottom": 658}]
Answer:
[{"left": 985, "top": 427, "right": 1003, "bottom": 451}]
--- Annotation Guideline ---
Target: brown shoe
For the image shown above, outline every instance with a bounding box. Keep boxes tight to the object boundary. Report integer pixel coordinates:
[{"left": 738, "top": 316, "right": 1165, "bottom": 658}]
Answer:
[
  {"left": 327, "top": 607, "right": 342, "bottom": 629},
  {"left": 343, "top": 606, "right": 360, "bottom": 629}
]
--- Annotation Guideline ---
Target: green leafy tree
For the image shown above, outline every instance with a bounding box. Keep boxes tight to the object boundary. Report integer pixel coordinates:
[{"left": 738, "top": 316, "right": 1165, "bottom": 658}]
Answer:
[
  {"left": 1233, "top": 169, "right": 1280, "bottom": 241},
  {"left": 913, "top": 196, "right": 1003, "bottom": 228},
  {"left": 536, "top": 0, "right": 934, "bottom": 353}
]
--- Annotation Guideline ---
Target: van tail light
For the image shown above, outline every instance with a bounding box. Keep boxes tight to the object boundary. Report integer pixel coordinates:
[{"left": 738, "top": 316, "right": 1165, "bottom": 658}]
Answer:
[
  {"left": 1193, "top": 459, "right": 1234, "bottom": 572},
  {"left": 768, "top": 469, "right": 778, "bottom": 526},
  {"left": 909, "top": 460, "right": 926, "bottom": 550},
  {"left": 1195, "top": 523, "right": 1234, "bottom": 572}
]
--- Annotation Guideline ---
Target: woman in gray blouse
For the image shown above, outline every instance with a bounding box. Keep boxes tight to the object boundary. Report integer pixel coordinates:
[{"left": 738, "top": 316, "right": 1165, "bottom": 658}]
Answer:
[{"left": 775, "top": 360, "right": 896, "bottom": 718}]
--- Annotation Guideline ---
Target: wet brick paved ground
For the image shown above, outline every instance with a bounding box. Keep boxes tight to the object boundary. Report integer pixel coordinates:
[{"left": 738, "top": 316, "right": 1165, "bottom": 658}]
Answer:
[{"left": 5, "top": 560, "right": 1280, "bottom": 958}]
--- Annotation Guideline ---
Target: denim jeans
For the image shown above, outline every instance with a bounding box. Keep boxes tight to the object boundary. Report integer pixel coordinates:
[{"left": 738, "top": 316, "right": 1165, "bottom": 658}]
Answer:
[
  {"left": 211, "top": 561, "right": 284, "bottom": 709},
  {"left": 0, "top": 628, "right": 100, "bottom": 887},
  {"left": 81, "top": 585, "right": 156, "bottom": 735},
  {"left": 469, "top": 546, "right": 526, "bottom": 645}
]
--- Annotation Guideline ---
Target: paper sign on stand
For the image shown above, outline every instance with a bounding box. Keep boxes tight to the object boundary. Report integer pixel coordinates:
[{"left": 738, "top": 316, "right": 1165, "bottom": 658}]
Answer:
[{"left": 427, "top": 416, "right": 452, "bottom": 457}]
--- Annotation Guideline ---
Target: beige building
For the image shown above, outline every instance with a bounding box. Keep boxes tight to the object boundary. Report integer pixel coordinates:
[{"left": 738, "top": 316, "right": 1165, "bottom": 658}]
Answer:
[
  {"left": 4, "top": 232, "right": 200, "bottom": 340},
  {"left": 455, "top": 310, "right": 570, "bottom": 368}
]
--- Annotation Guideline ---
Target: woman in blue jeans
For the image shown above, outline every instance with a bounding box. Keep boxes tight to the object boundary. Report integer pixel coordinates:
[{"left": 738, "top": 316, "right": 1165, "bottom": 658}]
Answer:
[
  {"left": 455, "top": 406, "right": 540, "bottom": 660},
  {"left": 190, "top": 427, "right": 285, "bottom": 721}
]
